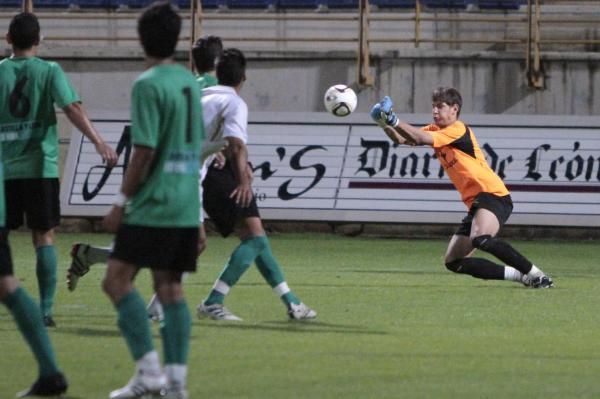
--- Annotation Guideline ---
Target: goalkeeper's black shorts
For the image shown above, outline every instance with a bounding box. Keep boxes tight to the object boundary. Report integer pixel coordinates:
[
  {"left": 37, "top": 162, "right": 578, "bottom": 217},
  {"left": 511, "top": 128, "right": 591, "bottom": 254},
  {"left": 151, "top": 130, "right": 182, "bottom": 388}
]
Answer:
[
  {"left": 455, "top": 192, "right": 513, "bottom": 236},
  {"left": 202, "top": 160, "right": 260, "bottom": 238}
]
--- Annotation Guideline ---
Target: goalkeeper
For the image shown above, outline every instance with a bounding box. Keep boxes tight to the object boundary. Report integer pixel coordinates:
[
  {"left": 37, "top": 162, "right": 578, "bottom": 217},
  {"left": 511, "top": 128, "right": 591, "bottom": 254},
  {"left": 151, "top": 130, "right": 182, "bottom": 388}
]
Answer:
[{"left": 371, "top": 87, "right": 553, "bottom": 288}]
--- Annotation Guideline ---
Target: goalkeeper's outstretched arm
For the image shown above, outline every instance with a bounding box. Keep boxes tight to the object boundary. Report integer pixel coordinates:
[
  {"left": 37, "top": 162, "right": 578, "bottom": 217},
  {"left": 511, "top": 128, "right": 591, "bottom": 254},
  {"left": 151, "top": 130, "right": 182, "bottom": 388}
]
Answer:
[
  {"left": 370, "top": 96, "right": 432, "bottom": 146},
  {"left": 389, "top": 122, "right": 433, "bottom": 146},
  {"left": 381, "top": 125, "right": 416, "bottom": 146}
]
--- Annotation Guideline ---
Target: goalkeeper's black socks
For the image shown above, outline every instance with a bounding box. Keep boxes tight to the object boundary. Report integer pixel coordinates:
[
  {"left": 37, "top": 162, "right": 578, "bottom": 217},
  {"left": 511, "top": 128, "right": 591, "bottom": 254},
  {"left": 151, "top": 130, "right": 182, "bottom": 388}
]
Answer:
[{"left": 471, "top": 235, "right": 533, "bottom": 274}]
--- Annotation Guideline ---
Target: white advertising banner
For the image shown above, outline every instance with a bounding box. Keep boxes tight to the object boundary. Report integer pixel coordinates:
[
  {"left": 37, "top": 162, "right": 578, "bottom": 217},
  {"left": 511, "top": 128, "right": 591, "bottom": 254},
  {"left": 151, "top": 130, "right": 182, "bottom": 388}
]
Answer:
[{"left": 60, "top": 112, "right": 600, "bottom": 227}]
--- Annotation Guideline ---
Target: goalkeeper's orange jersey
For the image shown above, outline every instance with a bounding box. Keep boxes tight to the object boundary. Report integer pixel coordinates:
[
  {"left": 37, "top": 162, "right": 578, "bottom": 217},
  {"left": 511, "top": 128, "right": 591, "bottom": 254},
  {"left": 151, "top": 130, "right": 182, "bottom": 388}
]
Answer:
[{"left": 422, "top": 120, "right": 509, "bottom": 209}]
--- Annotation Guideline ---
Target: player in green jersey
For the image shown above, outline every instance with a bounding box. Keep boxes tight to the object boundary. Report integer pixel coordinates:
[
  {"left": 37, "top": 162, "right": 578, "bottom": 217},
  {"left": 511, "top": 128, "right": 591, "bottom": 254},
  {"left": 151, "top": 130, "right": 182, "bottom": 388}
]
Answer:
[
  {"left": 0, "top": 12, "right": 118, "bottom": 327},
  {"left": 101, "top": 3, "right": 204, "bottom": 398},
  {"left": 193, "top": 35, "right": 222, "bottom": 90},
  {"left": 67, "top": 34, "right": 225, "bottom": 313},
  {"left": 0, "top": 139, "right": 68, "bottom": 396}
]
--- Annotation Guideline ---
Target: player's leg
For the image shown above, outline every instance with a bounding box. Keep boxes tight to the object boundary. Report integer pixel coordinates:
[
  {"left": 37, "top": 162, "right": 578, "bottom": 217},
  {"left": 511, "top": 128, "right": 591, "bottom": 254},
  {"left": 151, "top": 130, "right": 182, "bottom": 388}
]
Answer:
[
  {"left": 198, "top": 164, "right": 252, "bottom": 320},
  {"left": 444, "top": 233, "right": 507, "bottom": 280},
  {"left": 0, "top": 230, "right": 67, "bottom": 397},
  {"left": 470, "top": 206, "right": 553, "bottom": 288},
  {"left": 5, "top": 178, "right": 58, "bottom": 326},
  {"left": 154, "top": 271, "right": 190, "bottom": 397},
  {"left": 198, "top": 219, "right": 265, "bottom": 321},
  {"left": 153, "top": 227, "right": 197, "bottom": 398},
  {"left": 149, "top": 225, "right": 205, "bottom": 324},
  {"left": 104, "top": 227, "right": 165, "bottom": 399},
  {"left": 155, "top": 273, "right": 190, "bottom": 399},
  {"left": 67, "top": 243, "right": 111, "bottom": 291},
  {"left": 249, "top": 218, "right": 316, "bottom": 320},
  {"left": 444, "top": 211, "right": 513, "bottom": 281},
  {"left": 32, "top": 228, "right": 57, "bottom": 327},
  {"left": 23, "top": 178, "right": 61, "bottom": 327}
]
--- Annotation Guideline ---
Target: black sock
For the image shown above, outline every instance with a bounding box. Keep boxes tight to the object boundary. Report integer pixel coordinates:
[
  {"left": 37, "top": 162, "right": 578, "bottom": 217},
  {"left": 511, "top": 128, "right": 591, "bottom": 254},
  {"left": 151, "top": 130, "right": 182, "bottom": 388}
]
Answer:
[
  {"left": 445, "top": 257, "right": 506, "bottom": 280},
  {"left": 472, "top": 235, "right": 533, "bottom": 274}
]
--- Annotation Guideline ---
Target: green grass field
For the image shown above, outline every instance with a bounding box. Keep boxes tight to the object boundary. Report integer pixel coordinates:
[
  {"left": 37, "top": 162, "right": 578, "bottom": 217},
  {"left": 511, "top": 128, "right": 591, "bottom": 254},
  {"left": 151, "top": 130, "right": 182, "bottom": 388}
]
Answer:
[{"left": 1, "top": 231, "right": 599, "bottom": 399}]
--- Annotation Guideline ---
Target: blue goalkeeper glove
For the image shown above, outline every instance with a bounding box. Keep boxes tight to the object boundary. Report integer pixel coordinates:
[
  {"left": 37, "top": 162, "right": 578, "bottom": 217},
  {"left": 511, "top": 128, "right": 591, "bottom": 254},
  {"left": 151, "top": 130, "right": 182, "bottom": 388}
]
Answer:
[{"left": 370, "top": 96, "right": 398, "bottom": 127}]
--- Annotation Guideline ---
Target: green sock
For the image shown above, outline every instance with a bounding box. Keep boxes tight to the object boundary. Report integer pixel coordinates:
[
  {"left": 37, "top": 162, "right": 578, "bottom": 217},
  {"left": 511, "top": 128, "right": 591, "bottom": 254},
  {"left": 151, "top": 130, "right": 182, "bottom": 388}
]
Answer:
[
  {"left": 204, "top": 236, "right": 267, "bottom": 305},
  {"left": 3, "top": 287, "right": 60, "bottom": 376},
  {"left": 36, "top": 245, "right": 57, "bottom": 317},
  {"left": 116, "top": 290, "right": 154, "bottom": 360},
  {"left": 160, "top": 300, "right": 191, "bottom": 364},
  {"left": 254, "top": 238, "right": 300, "bottom": 306}
]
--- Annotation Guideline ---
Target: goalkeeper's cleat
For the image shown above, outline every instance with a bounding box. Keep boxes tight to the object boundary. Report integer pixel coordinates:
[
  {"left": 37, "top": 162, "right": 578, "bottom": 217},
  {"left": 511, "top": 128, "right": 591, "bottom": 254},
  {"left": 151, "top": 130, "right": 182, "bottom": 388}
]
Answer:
[
  {"left": 522, "top": 274, "right": 554, "bottom": 288},
  {"left": 43, "top": 315, "right": 56, "bottom": 328},
  {"left": 109, "top": 370, "right": 166, "bottom": 399},
  {"left": 288, "top": 302, "right": 317, "bottom": 320},
  {"left": 67, "top": 243, "right": 92, "bottom": 292},
  {"left": 197, "top": 303, "right": 242, "bottom": 321},
  {"left": 17, "top": 372, "right": 68, "bottom": 397},
  {"left": 146, "top": 295, "right": 164, "bottom": 323}
]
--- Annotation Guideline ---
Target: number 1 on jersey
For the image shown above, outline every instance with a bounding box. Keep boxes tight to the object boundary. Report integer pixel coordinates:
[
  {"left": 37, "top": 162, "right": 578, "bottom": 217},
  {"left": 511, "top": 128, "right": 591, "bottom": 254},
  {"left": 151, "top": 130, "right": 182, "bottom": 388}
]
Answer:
[{"left": 182, "top": 87, "right": 193, "bottom": 144}]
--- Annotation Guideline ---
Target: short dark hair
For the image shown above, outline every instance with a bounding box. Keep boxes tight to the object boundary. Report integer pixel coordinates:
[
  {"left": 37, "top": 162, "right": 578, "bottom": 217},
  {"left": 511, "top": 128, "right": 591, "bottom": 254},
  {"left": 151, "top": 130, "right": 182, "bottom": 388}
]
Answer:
[
  {"left": 9, "top": 12, "right": 40, "bottom": 50},
  {"left": 432, "top": 87, "right": 463, "bottom": 116},
  {"left": 192, "top": 35, "right": 223, "bottom": 74},
  {"left": 216, "top": 48, "right": 246, "bottom": 87},
  {"left": 137, "top": 1, "right": 181, "bottom": 59}
]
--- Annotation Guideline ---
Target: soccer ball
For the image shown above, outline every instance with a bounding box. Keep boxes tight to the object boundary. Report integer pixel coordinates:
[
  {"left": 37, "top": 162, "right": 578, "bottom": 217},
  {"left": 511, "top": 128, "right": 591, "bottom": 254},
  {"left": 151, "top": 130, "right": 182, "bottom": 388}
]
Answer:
[{"left": 323, "top": 84, "right": 357, "bottom": 117}]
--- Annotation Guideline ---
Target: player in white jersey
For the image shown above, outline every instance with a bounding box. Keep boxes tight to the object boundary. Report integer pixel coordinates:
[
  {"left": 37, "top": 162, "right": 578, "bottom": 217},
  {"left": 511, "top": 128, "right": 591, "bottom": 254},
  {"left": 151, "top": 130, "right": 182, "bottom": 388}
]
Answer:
[
  {"left": 67, "top": 47, "right": 315, "bottom": 321},
  {"left": 197, "top": 48, "right": 316, "bottom": 321}
]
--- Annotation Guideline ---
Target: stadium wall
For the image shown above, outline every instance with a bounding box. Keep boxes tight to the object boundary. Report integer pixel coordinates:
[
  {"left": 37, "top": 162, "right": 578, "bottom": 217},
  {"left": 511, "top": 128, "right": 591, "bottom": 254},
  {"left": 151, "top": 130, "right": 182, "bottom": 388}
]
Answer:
[
  {"left": 44, "top": 49, "right": 600, "bottom": 116},
  {"left": 51, "top": 49, "right": 600, "bottom": 174}
]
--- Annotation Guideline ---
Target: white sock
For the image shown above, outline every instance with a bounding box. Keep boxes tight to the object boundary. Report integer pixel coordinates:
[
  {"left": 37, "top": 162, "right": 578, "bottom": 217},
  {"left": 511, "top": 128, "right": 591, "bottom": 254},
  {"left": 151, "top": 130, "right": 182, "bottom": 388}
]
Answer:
[
  {"left": 213, "top": 280, "right": 231, "bottom": 296},
  {"left": 273, "top": 282, "right": 290, "bottom": 297},
  {"left": 165, "top": 364, "right": 187, "bottom": 389},
  {"left": 137, "top": 351, "right": 162, "bottom": 375},
  {"left": 503, "top": 266, "right": 524, "bottom": 282},
  {"left": 528, "top": 265, "right": 543, "bottom": 278}
]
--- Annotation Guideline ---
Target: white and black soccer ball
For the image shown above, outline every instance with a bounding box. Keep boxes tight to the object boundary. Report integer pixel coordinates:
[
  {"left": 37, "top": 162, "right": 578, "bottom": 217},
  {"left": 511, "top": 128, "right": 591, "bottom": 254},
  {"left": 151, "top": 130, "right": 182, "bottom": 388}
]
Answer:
[{"left": 323, "top": 84, "right": 358, "bottom": 117}]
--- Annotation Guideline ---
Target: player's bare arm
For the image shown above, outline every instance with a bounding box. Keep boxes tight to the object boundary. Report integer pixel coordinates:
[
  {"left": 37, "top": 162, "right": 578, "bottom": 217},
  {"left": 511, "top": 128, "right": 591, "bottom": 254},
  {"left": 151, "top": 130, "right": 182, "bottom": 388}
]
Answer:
[
  {"left": 200, "top": 138, "right": 228, "bottom": 163},
  {"left": 63, "top": 102, "right": 118, "bottom": 166},
  {"left": 198, "top": 225, "right": 207, "bottom": 255},
  {"left": 226, "top": 136, "right": 253, "bottom": 207},
  {"left": 382, "top": 125, "right": 416, "bottom": 146},
  {"left": 103, "top": 145, "right": 155, "bottom": 232},
  {"left": 392, "top": 122, "right": 433, "bottom": 146}
]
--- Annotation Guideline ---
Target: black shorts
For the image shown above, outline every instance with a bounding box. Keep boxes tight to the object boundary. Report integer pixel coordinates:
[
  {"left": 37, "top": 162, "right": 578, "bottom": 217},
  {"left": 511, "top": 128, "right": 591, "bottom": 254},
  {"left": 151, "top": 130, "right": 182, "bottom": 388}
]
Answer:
[
  {"left": 5, "top": 178, "right": 60, "bottom": 231},
  {"left": 202, "top": 161, "right": 260, "bottom": 238},
  {"left": 110, "top": 224, "right": 199, "bottom": 272},
  {"left": 456, "top": 192, "right": 513, "bottom": 236},
  {"left": 0, "top": 229, "right": 14, "bottom": 277}
]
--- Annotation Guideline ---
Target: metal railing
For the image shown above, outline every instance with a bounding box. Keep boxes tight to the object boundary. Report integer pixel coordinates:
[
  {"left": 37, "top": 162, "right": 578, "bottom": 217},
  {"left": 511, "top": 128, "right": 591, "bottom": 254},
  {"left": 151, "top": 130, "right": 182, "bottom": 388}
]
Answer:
[{"left": 3, "top": 0, "right": 600, "bottom": 88}]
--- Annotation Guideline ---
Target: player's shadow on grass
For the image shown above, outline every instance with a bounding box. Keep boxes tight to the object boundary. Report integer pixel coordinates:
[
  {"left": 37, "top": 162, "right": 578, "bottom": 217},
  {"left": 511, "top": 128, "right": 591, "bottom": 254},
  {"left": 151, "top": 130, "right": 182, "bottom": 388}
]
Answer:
[
  {"left": 57, "top": 326, "right": 122, "bottom": 338},
  {"left": 343, "top": 269, "right": 439, "bottom": 275},
  {"left": 199, "top": 320, "right": 388, "bottom": 335}
]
